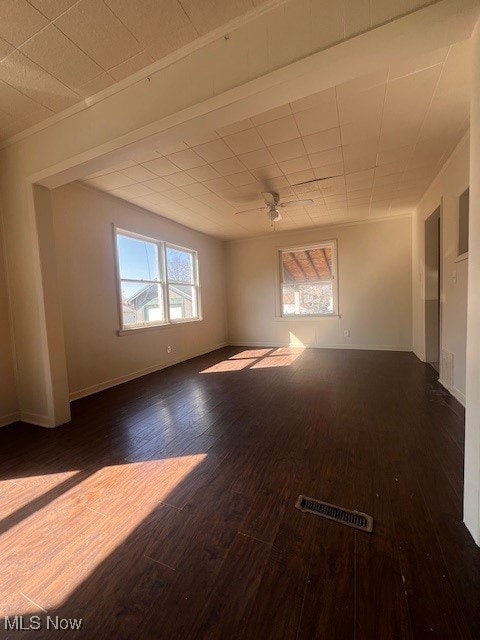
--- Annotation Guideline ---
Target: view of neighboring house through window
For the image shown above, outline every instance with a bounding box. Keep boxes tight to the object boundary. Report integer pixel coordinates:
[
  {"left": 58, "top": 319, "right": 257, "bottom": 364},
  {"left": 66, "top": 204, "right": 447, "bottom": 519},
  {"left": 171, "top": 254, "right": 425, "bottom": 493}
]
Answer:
[
  {"left": 116, "top": 230, "right": 200, "bottom": 329},
  {"left": 280, "top": 241, "right": 337, "bottom": 316},
  {"left": 166, "top": 246, "right": 197, "bottom": 320}
]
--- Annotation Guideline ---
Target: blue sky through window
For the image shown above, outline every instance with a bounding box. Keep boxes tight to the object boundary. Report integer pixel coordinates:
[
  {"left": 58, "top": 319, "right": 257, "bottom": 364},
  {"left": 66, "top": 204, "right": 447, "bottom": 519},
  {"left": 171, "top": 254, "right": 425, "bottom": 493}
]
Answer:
[{"left": 117, "top": 234, "right": 159, "bottom": 281}]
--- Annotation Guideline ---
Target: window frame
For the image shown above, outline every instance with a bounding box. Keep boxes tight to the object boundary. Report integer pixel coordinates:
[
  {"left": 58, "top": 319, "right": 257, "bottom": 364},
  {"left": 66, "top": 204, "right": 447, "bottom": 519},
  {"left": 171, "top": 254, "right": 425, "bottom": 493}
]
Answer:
[
  {"left": 277, "top": 240, "right": 338, "bottom": 318},
  {"left": 114, "top": 227, "right": 201, "bottom": 333},
  {"left": 165, "top": 242, "right": 201, "bottom": 325}
]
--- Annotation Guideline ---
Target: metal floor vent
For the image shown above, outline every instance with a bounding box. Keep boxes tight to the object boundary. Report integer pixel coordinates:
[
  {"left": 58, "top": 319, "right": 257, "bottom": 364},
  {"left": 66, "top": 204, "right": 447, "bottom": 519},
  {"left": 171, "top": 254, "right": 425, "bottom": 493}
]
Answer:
[{"left": 295, "top": 495, "right": 373, "bottom": 533}]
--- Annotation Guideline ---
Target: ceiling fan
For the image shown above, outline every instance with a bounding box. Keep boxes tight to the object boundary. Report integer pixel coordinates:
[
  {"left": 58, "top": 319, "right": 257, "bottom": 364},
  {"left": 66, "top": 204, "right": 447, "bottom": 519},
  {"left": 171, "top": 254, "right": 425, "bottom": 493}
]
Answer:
[
  {"left": 235, "top": 174, "right": 341, "bottom": 223},
  {"left": 235, "top": 191, "right": 313, "bottom": 222}
]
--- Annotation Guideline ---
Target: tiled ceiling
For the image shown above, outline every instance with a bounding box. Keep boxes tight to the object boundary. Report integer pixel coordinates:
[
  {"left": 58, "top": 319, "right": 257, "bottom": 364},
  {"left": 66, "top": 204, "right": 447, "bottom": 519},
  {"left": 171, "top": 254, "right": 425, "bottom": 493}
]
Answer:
[
  {"left": 0, "top": 0, "right": 277, "bottom": 139},
  {"left": 81, "top": 40, "right": 471, "bottom": 239},
  {"left": 0, "top": 0, "right": 436, "bottom": 140}
]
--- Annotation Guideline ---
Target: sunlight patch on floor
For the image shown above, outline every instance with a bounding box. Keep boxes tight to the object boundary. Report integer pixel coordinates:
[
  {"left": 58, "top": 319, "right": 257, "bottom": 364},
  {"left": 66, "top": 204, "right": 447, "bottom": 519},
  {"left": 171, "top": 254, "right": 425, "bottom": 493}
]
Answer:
[{"left": 1, "top": 454, "right": 207, "bottom": 614}]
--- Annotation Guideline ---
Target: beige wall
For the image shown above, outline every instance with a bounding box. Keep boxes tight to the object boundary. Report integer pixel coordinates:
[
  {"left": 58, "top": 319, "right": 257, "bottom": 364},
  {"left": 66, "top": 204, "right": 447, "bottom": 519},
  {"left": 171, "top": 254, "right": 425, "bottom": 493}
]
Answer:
[
  {"left": 0, "top": 212, "right": 17, "bottom": 424},
  {"left": 51, "top": 183, "right": 227, "bottom": 399},
  {"left": 412, "top": 134, "right": 469, "bottom": 404},
  {"left": 464, "top": 19, "right": 480, "bottom": 545},
  {"left": 0, "top": 2, "right": 471, "bottom": 426},
  {"left": 226, "top": 216, "right": 412, "bottom": 351}
]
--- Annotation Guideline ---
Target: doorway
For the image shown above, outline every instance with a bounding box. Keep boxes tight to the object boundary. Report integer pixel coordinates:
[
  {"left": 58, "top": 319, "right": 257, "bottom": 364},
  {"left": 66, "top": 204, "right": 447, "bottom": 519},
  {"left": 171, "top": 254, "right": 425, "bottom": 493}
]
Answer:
[{"left": 425, "top": 207, "right": 441, "bottom": 372}]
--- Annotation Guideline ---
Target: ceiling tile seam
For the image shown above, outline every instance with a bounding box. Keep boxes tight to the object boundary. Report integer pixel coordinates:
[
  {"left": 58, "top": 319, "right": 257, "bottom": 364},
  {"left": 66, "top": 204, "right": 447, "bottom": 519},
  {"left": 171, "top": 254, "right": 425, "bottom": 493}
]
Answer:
[
  {"left": 0, "top": 60, "right": 77, "bottom": 117},
  {"left": 17, "top": 38, "right": 105, "bottom": 97},
  {"left": 1, "top": 3, "right": 48, "bottom": 49},
  {"left": 51, "top": 2, "right": 143, "bottom": 75},
  {"left": 402, "top": 46, "right": 452, "bottom": 204},
  {"left": 214, "top": 108, "right": 319, "bottom": 207},
  {"left": 1, "top": 17, "right": 107, "bottom": 98},
  {"left": 78, "top": 180, "right": 235, "bottom": 234},
  {"left": 332, "top": 86, "right": 346, "bottom": 215},
  {"left": 0, "top": 15, "right": 92, "bottom": 110},
  {"left": 25, "top": 0, "right": 83, "bottom": 22},
  {"left": 371, "top": 76, "right": 389, "bottom": 214},
  {"left": 0, "top": 0, "right": 302, "bottom": 148},
  {"left": 102, "top": 0, "right": 192, "bottom": 63},
  {"left": 18, "top": 1, "right": 98, "bottom": 72},
  {"left": 174, "top": 0, "right": 201, "bottom": 38}
]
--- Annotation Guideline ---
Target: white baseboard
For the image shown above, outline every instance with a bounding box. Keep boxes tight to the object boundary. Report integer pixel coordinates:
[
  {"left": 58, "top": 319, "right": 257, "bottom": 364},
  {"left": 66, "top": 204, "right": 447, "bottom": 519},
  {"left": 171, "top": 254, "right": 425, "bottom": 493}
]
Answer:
[
  {"left": 19, "top": 412, "right": 54, "bottom": 427},
  {"left": 438, "top": 378, "right": 466, "bottom": 407},
  {"left": 451, "top": 387, "right": 466, "bottom": 407},
  {"left": 228, "top": 341, "right": 413, "bottom": 352},
  {"left": 69, "top": 342, "right": 228, "bottom": 401},
  {"left": 0, "top": 410, "right": 55, "bottom": 428},
  {"left": 0, "top": 412, "right": 20, "bottom": 428}
]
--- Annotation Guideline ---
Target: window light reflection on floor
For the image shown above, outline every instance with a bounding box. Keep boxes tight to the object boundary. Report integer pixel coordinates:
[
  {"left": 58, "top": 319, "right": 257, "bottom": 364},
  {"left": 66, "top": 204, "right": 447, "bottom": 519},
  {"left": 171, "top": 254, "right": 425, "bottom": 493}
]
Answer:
[
  {"left": 200, "top": 344, "right": 305, "bottom": 373},
  {"left": 1, "top": 455, "right": 207, "bottom": 615}
]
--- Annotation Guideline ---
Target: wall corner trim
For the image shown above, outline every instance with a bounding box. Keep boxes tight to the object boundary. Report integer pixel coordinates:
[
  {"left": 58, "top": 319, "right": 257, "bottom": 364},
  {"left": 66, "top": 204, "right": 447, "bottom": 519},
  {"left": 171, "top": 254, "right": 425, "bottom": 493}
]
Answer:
[
  {"left": 0, "top": 412, "right": 21, "bottom": 428},
  {"left": 19, "top": 412, "right": 53, "bottom": 428}
]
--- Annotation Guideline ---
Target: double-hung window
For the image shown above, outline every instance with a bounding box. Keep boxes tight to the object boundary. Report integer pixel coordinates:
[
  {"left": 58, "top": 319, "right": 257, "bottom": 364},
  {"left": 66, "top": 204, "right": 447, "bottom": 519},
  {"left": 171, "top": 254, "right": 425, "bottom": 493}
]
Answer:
[
  {"left": 115, "top": 229, "right": 200, "bottom": 330},
  {"left": 279, "top": 241, "right": 337, "bottom": 316}
]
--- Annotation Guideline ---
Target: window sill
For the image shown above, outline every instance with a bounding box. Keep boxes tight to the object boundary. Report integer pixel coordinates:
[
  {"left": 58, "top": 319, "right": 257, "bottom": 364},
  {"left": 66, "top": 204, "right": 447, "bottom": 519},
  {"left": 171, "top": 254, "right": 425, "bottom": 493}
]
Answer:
[
  {"left": 117, "top": 318, "right": 203, "bottom": 335},
  {"left": 274, "top": 315, "right": 341, "bottom": 321},
  {"left": 455, "top": 252, "right": 468, "bottom": 263}
]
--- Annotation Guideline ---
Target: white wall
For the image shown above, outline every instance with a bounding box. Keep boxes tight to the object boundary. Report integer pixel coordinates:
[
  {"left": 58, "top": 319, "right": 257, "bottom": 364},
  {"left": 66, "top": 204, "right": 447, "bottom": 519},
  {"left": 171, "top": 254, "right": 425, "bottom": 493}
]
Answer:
[
  {"left": 0, "top": 214, "right": 17, "bottom": 424},
  {"left": 412, "top": 134, "right": 469, "bottom": 404},
  {"left": 464, "top": 18, "right": 480, "bottom": 546},
  {"left": 0, "top": 2, "right": 471, "bottom": 426},
  {"left": 226, "top": 216, "right": 412, "bottom": 351},
  {"left": 51, "top": 183, "right": 227, "bottom": 399}
]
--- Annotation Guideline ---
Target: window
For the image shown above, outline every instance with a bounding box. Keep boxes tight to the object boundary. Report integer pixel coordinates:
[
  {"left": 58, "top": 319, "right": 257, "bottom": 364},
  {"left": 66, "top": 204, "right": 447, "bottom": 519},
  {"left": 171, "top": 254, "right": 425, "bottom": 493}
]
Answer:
[
  {"left": 279, "top": 241, "right": 337, "bottom": 316},
  {"left": 458, "top": 188, "right": 469, "bottom": 257},
  {"left": 166, "top": 246, "right": 198, "bottom": 321},
  {"left": 115, "top": 230, "right": 200, "bottom": 330}
]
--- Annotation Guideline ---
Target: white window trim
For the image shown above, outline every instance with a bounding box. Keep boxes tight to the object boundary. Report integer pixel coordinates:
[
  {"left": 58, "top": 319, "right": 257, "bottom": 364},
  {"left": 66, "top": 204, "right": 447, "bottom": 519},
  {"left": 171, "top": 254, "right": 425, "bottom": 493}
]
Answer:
[
  {"left": 276, "top": 239, "right": 339, "bottom": 318},
  {"left": 113, "top": 227, "right": 202, "bottom": 334}
]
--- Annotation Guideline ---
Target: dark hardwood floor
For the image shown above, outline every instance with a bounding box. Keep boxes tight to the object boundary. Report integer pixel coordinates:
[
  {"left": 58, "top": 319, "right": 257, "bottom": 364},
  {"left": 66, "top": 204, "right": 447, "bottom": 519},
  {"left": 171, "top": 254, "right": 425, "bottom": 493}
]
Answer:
[{"left": 0, "top": 346, "right": 479, "bottom": 639}]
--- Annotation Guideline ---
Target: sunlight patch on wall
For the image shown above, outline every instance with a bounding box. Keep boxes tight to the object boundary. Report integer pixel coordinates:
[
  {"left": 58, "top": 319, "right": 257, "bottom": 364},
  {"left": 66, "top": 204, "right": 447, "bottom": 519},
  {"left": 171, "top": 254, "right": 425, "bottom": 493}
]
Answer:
[{"left": 288, "top": 332, "right": 306, "bottom": 348}]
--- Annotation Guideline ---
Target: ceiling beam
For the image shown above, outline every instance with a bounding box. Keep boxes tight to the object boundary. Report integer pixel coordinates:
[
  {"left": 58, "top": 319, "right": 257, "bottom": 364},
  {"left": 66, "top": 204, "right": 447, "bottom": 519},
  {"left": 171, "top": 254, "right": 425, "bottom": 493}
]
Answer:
[
  {"left": 290, "top": 252, "right": 309, "bottom": 281},
  {"left": 27, "top": 0, "right": 479, "bottom": 188},
  {"left": 322, "top": 249, "right": 332, "bottom": 278},
  {"left": 304, "top": 251, "right": 320, "bottom": 280},
  {"left": 282, "top": 260, "right": 296, "bottom": 283}
]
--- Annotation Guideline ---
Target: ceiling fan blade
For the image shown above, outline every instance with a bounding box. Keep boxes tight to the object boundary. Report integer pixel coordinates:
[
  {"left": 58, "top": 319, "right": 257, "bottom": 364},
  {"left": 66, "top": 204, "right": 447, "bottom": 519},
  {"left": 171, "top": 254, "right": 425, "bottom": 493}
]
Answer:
[
  {"left": 234, "top": 206, "right": 265, "bottom": 215},
  {"left": 279, "top": 199, "right": 314, "bottom": 208},
  {"left": 261, "top": 191, "right": 278, "bottom": 205},
  {"left": 292, "top": 175, "right": 342, "bottom": 187}
]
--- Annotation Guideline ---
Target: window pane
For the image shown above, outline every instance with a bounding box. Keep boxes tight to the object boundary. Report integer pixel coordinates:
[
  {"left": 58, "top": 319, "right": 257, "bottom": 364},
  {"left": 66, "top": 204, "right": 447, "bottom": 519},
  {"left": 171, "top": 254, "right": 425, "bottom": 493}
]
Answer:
[
  {"left": 121, "top": 281, "right": 164, "bottom": 325},
  {"left": 167, "top": 246, "right": 194, "bottom": 283},
  {"left": 282, "top": 246, "right": 332, "bottom": 282},
  {"left": 168, "top": 284, "right": 197, "bottom": 320},
  {"left": 282, "top": 282, "right": 334, "bottom": 315},
  {"left": 117, "top": 234, "right": 159, "bottom": 281}
]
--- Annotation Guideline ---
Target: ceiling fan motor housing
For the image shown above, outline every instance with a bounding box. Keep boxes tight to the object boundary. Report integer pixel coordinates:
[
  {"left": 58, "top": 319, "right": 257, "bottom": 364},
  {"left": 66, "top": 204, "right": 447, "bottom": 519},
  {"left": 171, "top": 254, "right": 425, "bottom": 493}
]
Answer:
[{"left": 268, "top": 205, "right": 282, "bottom": 222}]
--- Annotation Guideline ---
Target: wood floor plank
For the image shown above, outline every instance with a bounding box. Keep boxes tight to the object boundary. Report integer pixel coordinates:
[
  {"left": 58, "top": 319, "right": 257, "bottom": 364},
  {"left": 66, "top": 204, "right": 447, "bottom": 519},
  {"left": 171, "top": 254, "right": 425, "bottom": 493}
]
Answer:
[{"left": 0, "top": 347, "right": 478, "bottom": 640}]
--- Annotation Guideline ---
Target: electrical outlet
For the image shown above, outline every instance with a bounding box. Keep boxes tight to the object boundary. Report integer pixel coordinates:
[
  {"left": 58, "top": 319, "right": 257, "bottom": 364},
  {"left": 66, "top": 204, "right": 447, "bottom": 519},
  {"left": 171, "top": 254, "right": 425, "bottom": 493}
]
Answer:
[
  {"left": 166, "top": 345, "right": 172, "bottom": 354},
  {"left": 344, "top": 330, "right": 350, "bottom": 338}
]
